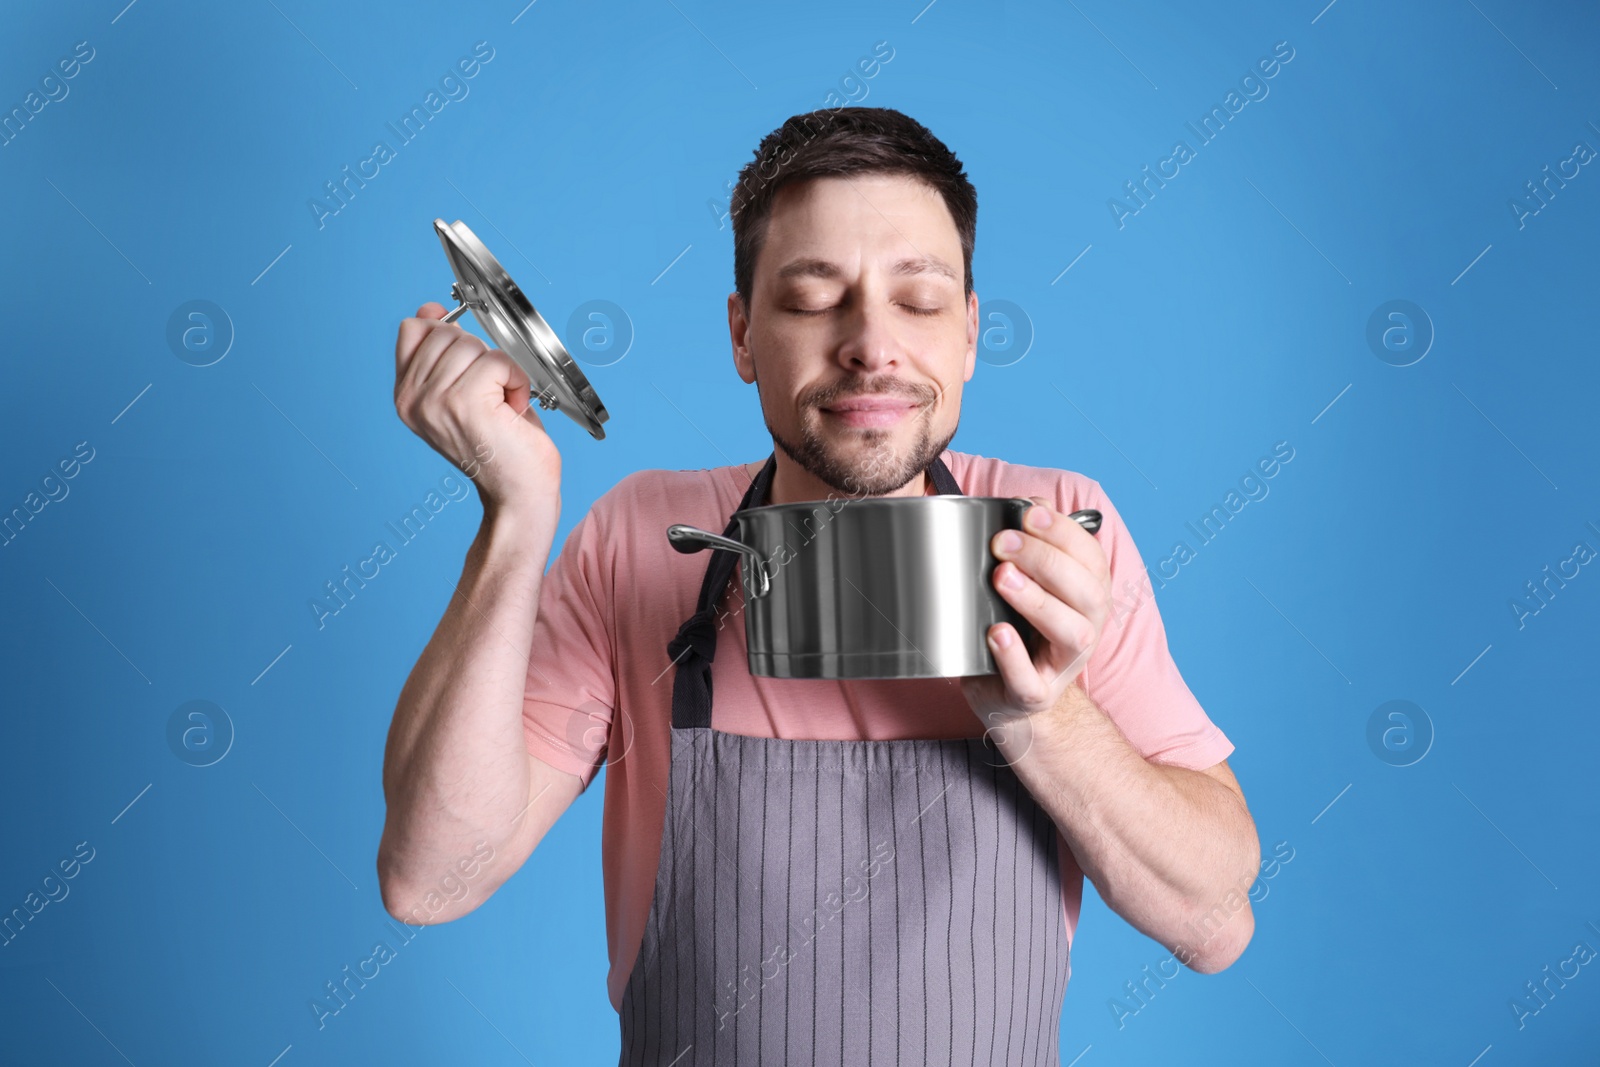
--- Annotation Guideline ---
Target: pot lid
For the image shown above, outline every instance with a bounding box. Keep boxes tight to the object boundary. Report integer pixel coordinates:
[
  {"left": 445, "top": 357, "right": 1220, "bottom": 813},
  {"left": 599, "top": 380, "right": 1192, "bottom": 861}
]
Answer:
[{"left": 433, "top": 218, "right": 610, "bottom": 441}]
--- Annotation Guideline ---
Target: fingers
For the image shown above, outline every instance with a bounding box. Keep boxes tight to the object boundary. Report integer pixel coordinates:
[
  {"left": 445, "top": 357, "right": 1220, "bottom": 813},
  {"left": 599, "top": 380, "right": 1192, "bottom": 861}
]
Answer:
[
  {"left": 398, "top": 316, "right": 482, "bottom": 401},
  {"left": 985, "top": 620, "right": 1050, "bottom": 711},
  {"left": 394, "top": 303, "right": 459, "bottom": 382},
  {"left": 444, "top": 345, "right": 534, "bottom": 421},
  {"left": 1019, "top": 496, "right": 1108, "bottom": 581},
  {"left": 504, "top": 364, "right": 532, "bottom": 417},
  {"left": 396, "top": 316, "right": 434, "bottom": 381},
  {"left": 986, "top": 610, "right": 1093, "bottom": 714},
  {"left": 991, "top": 527, "right": 1105, "bottom": 634},
  {"left": 989, "top": 560, "right": 1097, "bottom": 686},
  {"left": 988, "top": 495, "right": 1110, "bottom": 699},
  {"left": 418, "top": 330, "right": 491, "bottom": 397},
  {"left": 397, "top": 293, "right": 538, "bottom": 414}
]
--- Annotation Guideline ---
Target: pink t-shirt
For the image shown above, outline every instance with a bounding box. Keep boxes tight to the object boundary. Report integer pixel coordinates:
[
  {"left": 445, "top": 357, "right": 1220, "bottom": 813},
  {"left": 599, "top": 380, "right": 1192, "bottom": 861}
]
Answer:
[{"left": 522, "top": 448, "right": 1234, "bottom": 1012}]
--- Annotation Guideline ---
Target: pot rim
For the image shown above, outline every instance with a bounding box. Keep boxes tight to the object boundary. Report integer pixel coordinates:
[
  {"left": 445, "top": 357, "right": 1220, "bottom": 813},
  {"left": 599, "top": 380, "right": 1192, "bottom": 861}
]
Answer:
[{"left": 733, "top": 494, "right": 1037, "bottom": 519}]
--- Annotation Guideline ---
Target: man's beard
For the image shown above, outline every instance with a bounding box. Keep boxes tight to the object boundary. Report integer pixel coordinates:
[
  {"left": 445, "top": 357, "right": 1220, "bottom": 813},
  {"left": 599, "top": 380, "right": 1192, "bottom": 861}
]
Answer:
[{"left": 763, "top": 376, "right": 959, "bottom": 498}]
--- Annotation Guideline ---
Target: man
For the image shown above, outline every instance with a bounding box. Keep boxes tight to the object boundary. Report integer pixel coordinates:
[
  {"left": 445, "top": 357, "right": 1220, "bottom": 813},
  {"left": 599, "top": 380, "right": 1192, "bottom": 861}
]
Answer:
[{"left": 380, "top": 107, "right": 1259, "bottom": 1065}]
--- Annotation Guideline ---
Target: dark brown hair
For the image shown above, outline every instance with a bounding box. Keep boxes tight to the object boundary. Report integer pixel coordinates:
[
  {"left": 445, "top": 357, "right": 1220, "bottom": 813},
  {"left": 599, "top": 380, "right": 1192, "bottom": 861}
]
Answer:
[{"left": 729, "top": 107, "right": 977, "bottom": 308}]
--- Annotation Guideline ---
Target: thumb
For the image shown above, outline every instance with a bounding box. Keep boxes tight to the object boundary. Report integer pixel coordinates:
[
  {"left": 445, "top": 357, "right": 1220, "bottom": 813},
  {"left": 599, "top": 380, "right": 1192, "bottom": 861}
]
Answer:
[
  {"left": 490, "top": 349, "right": 533, "bottom": 415},
  {"left": 505, "top": 374, "right": 531, "bottom": 416}
]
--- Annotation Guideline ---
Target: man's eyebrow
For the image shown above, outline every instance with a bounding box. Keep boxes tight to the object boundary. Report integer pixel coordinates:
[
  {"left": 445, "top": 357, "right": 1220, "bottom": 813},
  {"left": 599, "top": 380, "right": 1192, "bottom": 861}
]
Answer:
[
  {"left": 774, "top": 255, "right": 960, "bottom": 283},
  {"left": 774, "top": 258, "right": 841, "bottom": 281},
  {"left": 890, "top": 254, "right": 959, "bottom": 283}
]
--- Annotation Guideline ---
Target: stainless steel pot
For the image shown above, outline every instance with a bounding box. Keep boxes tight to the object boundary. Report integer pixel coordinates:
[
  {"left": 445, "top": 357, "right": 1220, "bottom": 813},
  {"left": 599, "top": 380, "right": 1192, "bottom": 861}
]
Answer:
[{"left": 666, "top": 496, "right": 1101, "bottom": 680}]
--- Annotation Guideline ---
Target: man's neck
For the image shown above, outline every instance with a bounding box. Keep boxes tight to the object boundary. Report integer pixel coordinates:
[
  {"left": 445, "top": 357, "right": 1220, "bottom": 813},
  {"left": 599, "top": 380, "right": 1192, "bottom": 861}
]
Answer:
[{"left": 749, "top": 451, "right": 934, "bottom": 506}]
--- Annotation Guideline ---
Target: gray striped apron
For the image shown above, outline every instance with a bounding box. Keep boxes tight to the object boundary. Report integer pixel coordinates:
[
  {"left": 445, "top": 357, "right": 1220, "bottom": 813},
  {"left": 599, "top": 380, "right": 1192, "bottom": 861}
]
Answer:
[{"left": 620, "top": 452, "right": 1071, "bottom": 1066}]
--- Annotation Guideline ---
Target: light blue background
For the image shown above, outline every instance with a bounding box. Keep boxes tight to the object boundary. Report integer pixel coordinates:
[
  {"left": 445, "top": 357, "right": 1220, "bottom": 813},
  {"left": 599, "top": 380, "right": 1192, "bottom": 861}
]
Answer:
[{"left": 3, "top": 0, "right": 1597, "bottom": 1063}]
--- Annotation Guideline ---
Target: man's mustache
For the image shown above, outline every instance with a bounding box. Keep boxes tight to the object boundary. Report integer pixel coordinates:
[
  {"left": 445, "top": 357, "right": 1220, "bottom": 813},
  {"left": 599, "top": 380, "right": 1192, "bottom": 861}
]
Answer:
[{"left": 808, "top": 378, "right": 934, "bottom": 408}]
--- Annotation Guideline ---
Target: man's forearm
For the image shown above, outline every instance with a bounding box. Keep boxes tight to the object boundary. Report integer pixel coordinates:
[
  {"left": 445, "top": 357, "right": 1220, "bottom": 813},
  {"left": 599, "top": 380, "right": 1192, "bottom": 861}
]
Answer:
[
  {"left": 377, "top": 504, "right": 556, "bottom": 913},
  {"left": 992, "top": 683, "right": 1260, "bottom": 973}
]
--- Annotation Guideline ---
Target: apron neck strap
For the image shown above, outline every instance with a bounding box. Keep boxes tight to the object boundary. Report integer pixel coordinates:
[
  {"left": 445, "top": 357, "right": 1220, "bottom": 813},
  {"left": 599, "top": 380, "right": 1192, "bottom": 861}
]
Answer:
[{"left": 926, "top": 451, "right": 961, "bottom": 496}]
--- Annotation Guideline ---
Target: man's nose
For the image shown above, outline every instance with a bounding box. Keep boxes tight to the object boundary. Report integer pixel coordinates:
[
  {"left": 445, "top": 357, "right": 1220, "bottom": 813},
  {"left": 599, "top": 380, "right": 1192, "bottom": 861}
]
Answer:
[{"left": 834, "top": 297, "right": 905, "bottom": 373}]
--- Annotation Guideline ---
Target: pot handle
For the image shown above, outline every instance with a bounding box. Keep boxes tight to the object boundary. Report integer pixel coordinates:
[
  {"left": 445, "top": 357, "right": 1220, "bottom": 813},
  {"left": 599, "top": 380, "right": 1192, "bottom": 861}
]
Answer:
[
  {"left": 1012, "top": 502, "right": 1101, "bottom": 535},
  {"left": 665, "top": 525, "right": 771, "bottom": 598},
  {"left": 1068, "top": 509, "right": 1102, "bottom": 535}
]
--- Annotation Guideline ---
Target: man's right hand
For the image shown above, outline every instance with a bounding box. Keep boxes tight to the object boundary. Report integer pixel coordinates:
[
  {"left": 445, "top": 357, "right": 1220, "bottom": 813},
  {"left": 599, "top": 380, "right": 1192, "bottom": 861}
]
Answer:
[{"left": 393, "top": 302, "right": 562, "bottom": 517}]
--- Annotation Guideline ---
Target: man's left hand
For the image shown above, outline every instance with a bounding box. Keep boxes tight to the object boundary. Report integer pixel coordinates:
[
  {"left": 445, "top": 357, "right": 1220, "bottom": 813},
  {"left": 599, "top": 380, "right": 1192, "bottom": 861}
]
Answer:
[{"left": 959, "top": 496, "right": 1111, "bottom": 729}]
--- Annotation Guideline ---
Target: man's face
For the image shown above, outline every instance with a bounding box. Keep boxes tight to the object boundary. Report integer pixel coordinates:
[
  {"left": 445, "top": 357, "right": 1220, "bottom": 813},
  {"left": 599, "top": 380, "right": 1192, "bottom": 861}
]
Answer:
[{"left": 729, "top": 172, "right": 978, "bottom": 497}]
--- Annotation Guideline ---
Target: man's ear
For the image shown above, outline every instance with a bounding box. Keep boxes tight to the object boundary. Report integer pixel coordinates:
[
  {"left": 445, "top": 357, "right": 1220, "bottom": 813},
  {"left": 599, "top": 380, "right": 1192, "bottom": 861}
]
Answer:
[
  {"left": 963, "top": 289, "right": 979, "bottom": 383},
  {"left": 729, "top": 291, "right": 756, "bottom": 384}
]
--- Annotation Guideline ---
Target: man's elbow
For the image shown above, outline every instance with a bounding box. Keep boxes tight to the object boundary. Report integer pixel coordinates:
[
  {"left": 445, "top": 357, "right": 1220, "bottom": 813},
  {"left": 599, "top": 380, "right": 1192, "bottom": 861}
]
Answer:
[
  {"left": 376, "top": 842, "right": 479, "bottom": 927},
  {"left": 378, "top": 863, "right": 438, "bottom": 926},
  {"left": 379, "top": 874, "right": 476, "bottom": 926},
  {"left": 1180, "top": 829, "right": 1262, "bottom": 974},
  {"left": 1179, "top": 905, "right": 1254, "bottom": 974}
]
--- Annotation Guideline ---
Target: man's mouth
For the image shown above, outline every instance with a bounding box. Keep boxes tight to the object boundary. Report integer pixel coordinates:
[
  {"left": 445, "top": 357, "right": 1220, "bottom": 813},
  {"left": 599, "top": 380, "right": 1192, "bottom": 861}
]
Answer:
[{"left": 820, "top": 397, "right": 921, "bottom": 428}]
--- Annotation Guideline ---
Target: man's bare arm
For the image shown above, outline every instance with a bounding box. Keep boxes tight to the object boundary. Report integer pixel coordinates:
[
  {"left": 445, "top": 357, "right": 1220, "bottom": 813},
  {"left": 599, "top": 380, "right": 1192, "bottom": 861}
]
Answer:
[
  {"left": 380, "top": 302, "right": 584, "bottom": 925},
  {"left": 377, "top": 506, "right": 584, "bottom": 925},
  {"left": 968, "top": 496, "right": 1259, "bottom": 972},
  {"left": 994, "top": 683, "right": 1260, "bottom": 973}
]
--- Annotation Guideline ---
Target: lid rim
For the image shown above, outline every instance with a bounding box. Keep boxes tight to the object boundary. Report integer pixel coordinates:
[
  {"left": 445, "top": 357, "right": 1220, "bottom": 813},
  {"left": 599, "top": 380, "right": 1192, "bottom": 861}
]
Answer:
[{"left": 433, "top": 218, "right": 610, "bottom": 440}]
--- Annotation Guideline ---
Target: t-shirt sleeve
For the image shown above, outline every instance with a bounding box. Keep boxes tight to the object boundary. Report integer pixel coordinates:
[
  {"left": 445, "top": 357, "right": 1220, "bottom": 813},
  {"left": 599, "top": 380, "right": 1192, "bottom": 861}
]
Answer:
[
  {"left": 1076, "top": 478, "right": 1234, "bottom": 771},
  {"left": 522, "top": 499, "right": 618, "bottom": 792}
]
